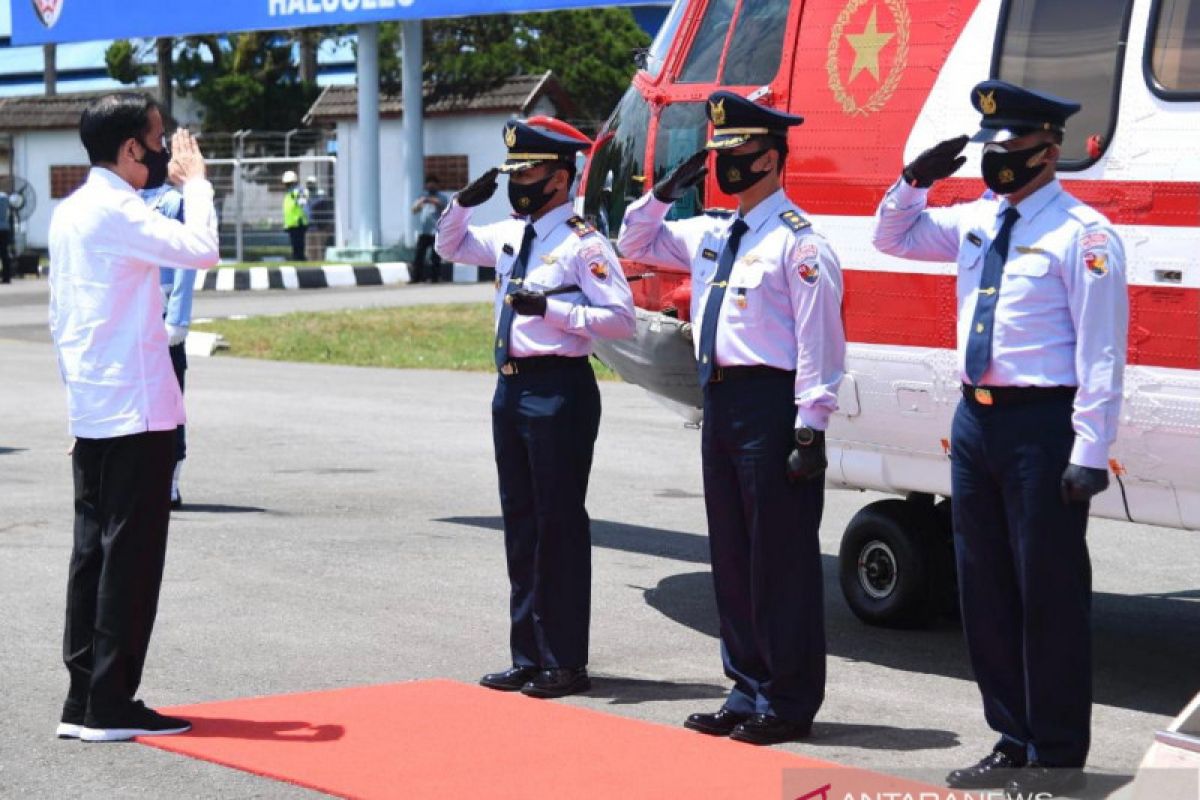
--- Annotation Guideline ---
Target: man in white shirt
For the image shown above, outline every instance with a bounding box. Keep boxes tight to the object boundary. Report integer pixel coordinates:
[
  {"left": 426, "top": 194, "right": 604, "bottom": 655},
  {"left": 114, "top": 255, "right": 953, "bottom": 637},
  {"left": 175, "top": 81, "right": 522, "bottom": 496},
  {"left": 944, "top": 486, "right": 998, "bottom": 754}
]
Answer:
[{"left": 48, "top": 93, "right": 219, "bottom": 743}]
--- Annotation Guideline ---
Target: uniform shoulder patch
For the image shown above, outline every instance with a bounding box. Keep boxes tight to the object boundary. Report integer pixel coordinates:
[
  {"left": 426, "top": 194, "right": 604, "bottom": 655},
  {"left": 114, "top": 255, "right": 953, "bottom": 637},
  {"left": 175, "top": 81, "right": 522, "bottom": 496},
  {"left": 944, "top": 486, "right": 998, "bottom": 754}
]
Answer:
[
  {"left": 780, "top": 209, "right": 811, "bottom": 232},
  {"left": 1079, "top": 228, "right": 1112, "bottom": 278},
  {"left": 791, "top": 241, "right": 821, "bottom": 286},
  {"left": 566, "top": 215, "right": 596, "bottom": 238},
  {"left": 704, "top": 207, "right": 735, "bottom": 219}
]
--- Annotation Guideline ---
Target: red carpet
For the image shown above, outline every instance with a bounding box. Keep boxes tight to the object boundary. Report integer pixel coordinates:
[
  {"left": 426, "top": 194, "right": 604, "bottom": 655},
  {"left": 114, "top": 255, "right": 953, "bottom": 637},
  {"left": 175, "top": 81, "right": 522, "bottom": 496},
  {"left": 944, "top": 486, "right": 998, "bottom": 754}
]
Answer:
[{"left": 137, "top": 680, "right": 934, "bottom": 799}]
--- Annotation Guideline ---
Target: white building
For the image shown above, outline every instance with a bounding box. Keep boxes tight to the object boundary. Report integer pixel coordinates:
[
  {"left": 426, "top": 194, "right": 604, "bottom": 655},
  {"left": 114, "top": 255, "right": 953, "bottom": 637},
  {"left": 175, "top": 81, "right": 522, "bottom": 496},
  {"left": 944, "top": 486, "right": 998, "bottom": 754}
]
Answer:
[{"left": 303, "top": 71, "right": 574, "bottom": 248}]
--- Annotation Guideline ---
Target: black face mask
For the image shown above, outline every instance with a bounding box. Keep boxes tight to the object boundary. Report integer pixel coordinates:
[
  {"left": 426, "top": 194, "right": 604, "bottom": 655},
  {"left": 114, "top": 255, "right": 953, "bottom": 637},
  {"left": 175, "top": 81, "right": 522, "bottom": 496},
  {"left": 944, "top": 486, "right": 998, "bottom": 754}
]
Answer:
[
  {"left": 715, "top": 148, "right": 770, "bottom": 195},
  {"left": 508, "top": 173, "right": 556, "bottom": 216},
  {"left": 981, "top": 142, "right": 1050, "bottom": 195},
  {"left": 137, "top": 138, "right": 171, "bottom": 191}
]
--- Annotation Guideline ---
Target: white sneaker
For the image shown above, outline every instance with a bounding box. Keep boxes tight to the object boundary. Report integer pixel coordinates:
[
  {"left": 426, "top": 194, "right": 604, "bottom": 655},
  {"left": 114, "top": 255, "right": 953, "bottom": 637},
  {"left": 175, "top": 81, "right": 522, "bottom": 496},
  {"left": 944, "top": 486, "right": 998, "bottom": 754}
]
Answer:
[{"left": 56, "top": 721, "right": 83, "bottom": 739}]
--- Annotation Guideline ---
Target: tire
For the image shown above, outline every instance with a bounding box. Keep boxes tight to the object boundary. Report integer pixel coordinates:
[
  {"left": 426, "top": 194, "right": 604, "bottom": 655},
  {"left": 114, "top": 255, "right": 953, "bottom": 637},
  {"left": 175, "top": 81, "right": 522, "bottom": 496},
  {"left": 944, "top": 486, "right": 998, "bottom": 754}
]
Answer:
[{"left": 838, "top": 498, "right": 951, "bottom": 628}]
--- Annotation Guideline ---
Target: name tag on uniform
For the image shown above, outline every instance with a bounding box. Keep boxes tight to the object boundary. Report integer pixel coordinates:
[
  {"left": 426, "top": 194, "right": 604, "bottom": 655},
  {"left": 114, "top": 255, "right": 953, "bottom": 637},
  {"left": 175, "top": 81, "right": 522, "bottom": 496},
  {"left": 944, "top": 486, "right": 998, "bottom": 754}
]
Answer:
[
  {"left": 502, "top": 244, "right": 514, "bottom": 255},
  {"left": 1015, "top": 245, "right": 1047, "bottom": 255},
  {"left": 702, "top": 248, "right": 718, "bottom": 261},
  {"left": 966, "top": 232, "right": 982, "bottom": 247}
]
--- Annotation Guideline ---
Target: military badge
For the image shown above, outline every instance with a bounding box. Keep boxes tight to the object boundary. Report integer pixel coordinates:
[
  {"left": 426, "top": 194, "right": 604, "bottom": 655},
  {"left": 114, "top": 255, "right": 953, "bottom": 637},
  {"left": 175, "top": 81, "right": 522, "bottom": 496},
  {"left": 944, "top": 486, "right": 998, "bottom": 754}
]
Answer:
[
  {"left": 979, "top": 89, "right": 997, "bottom": 115},
  {"left": 734, "top": 290, "right": 748, "bottom": 309},
  {"left": 702, "top": 248, "right": 718, "bottom": 261},
  {"left": 794, "top": 243, "right": 820, "bottom": 286},
  {"left": 998, "top": 167, "right": 1015, "bottom": 184},
  {"left": 1080, "top": 231, "right": 1109, "bottom": 249},
  {"left": 1084, "top": 250, "right": 1108, "bottom": 277},
  {"left": 710, "top": 98, "right": 727, "bottom": 126},
  {"left": 589, "top": 261, "right": 610, "bottom": 280},
  {"left": 504, "top": 124, "right": 517, "bottom": 149}
]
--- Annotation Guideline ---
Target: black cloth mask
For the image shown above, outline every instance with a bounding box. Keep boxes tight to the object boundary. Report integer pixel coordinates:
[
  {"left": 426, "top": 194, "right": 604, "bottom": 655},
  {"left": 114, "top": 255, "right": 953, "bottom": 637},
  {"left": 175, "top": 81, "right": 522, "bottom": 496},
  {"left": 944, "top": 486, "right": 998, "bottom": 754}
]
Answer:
[
  {"left": 981, "top": 142, "right": 1050, "bottom": 195},
  {"left": 715, "top": 148, "right": 770, "bottom": 195},
  {"left": 137, "top": 138, "right": 171, "bottom": 191},
  {"left": 508, "top": 173, "right": 556, "bottom": 216}
]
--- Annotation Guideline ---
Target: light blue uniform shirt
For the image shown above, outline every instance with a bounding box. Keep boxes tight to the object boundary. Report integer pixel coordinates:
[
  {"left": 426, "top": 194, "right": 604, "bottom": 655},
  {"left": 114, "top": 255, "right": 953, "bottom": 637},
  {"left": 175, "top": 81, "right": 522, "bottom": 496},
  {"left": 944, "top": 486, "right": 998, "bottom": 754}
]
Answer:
[
  {"left": 140, "top": 186, "right": 195, "bottom": 330},
  {"left": 436, "top": 200, "right": 636, "bottom": 357},
  {"left": 872, "top": 178, "right": 1128, "bottom": 469},
  {"left": 618, "top": 189, "right": 846, "bottom": 431}
]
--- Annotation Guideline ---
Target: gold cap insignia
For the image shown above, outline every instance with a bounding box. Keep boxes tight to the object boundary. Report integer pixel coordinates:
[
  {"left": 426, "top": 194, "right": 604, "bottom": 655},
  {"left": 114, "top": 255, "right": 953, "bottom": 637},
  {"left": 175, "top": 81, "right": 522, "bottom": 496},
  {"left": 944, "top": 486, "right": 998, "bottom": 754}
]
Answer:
[
  {"left": 979, "top": 90, "right": 997, "bottom": 116},
  {"left": 504, "top": 124, "right": 517, "bottom": 149},
  {"left": 710, "top": 98, "right": 726, "bottom": 127}
]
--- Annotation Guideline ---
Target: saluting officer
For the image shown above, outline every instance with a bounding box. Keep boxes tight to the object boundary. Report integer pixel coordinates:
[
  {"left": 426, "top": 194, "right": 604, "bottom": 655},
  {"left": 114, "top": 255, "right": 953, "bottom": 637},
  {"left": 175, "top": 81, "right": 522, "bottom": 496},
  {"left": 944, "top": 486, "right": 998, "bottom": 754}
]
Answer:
[
  {"left": 872, "top": 80, "right": 1127, "bottom": 796},
  {"left": 436, "top": 120, "right": 635, "bottom": 699},
  {"left": 619, "top": 91, "right": 845, "bottom": 745}
]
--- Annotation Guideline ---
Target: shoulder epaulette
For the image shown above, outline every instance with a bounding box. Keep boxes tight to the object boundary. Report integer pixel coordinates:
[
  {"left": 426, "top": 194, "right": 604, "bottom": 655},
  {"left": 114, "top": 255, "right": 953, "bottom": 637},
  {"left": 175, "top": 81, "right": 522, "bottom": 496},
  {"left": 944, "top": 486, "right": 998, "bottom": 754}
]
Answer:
[
  {"left": 704, "top": 207, "right": 735, "bottom": 218},
  {"left": 566, "top": 215, "right": 596, "bottom": 237},
  {"left": 780, "top": 209, "right": 811, "bottom": 232}
]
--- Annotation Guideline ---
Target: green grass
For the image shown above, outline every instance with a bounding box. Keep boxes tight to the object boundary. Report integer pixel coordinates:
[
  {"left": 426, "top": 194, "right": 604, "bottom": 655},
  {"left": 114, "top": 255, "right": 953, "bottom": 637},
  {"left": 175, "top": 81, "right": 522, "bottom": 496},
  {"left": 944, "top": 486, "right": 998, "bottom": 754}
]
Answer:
[{"left": 192, "top": 303, "right": 618, "bottom": 379}]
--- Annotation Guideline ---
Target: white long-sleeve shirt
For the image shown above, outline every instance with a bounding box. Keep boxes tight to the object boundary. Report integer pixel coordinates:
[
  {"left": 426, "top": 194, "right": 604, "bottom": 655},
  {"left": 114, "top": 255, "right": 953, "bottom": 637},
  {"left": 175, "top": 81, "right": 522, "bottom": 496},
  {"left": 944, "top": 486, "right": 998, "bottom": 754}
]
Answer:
[
  {"left": 872, "top": 178, "right": 1128, "bottom": 468},
  {"left": 436, "top": 200, "right": 635, "bottom": 356},
  {"left": 48, "top": 168, "right": 219, "bottom": 439},
  {"left": 618, "top": 189, "right": 846, "bottom": 430}
]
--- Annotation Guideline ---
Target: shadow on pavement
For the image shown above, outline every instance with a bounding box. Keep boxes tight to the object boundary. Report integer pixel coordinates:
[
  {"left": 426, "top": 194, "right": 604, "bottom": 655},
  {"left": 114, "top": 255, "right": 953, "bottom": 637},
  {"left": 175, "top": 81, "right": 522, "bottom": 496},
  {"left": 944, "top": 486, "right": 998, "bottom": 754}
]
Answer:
[
  {"left": 0, "top": 446, "right": 28, "bottom": 455},
  {"left": 178, "top": 716, "right": 345, "bottom": 742},
  {"left": 440, "top": 516, "right": 1200, "bottom": 718},
  {"left": 586, "top": 675, "right": 727, "bottom": 706},
  {"left": 176, "top": 504, "right": 268, "bottom": 514},
  {"left": 810, "top": 721, "right": 960, "bottom": 752}
]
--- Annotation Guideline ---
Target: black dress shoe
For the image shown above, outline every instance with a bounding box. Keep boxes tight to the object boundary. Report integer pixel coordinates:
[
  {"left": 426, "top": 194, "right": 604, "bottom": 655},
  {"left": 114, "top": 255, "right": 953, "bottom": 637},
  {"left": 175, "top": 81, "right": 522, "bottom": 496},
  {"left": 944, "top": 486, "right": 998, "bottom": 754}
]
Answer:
[
  {"left": 729, "top": 714, "right": 811, "bottom": 745},
  {"left": 683, "top": 708, "right": 750, "bottom": 736},
  {"left": 479, "top": 665, "right": 538, "bottom": 691},
  {"left": 1005, "top": 765, "right": 1086, "bottom": 798},
  {"left": 520, "top": 667, "right": 590, "bottom": 699},
  {"left": 946, "top": 750, "right": 1026, "bottom": 789}
]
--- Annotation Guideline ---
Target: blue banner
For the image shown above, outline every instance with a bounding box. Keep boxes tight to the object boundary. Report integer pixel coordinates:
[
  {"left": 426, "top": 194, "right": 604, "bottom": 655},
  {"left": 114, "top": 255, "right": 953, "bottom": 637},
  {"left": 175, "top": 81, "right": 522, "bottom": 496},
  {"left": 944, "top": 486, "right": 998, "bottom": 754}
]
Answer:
[{"left": 13, "top": 0, "right": 665, "bottom": 45}]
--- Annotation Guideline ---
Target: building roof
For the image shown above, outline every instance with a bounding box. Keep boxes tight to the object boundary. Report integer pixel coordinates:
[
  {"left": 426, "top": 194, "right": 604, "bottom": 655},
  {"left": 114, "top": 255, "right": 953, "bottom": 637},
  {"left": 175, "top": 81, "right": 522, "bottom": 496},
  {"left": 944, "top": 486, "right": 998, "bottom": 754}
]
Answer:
[
  {"left": 0, "top": 89, "right": 109, "bottom": 131},
  {"left": 304, "top": 71, "right": 574, "bottom": 125}
]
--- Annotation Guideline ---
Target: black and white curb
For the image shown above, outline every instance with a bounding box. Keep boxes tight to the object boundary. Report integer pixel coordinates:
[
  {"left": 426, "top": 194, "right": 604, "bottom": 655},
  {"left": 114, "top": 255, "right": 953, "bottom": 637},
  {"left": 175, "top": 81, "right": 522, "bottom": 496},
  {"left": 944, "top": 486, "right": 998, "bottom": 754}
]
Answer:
[{"left": 193, "top": 263, "right": 410, "bottom": 291}]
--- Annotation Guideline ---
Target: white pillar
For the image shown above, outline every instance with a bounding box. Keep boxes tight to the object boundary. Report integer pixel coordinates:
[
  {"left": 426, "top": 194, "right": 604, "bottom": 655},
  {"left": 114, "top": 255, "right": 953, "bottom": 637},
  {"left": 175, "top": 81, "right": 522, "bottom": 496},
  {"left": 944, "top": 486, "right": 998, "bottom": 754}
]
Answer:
[
  {"left": 355, "top": 24, "right": 382, "bottom": 250},
  {"left": 401, "top": 19, "right": 424, "bottom": 249}
]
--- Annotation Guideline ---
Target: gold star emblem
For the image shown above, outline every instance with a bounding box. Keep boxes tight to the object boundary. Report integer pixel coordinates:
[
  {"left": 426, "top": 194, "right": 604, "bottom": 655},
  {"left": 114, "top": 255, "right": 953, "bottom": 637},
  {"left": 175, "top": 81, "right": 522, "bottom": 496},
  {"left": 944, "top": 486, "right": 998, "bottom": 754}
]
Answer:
[
  {"left": 710, "top": 98, "right": 726, "bottom": 126},
  {"left": 845, "top": 5, "right": 896, "bottom": 83},
  {"left": 504, "top": 124, "right": 517, "bottom": 149},
  {"left": 979, "top": 90, "right": 997, "bottom": 115}
]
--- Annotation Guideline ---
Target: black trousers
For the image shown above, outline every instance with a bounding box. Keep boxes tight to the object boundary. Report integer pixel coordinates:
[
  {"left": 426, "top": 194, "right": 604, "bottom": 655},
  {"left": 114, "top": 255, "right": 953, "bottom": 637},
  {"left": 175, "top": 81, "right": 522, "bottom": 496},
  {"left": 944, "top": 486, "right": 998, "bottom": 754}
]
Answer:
[
  {"left": 287, "top": 225, "right": 307, "bottom": 261},
  {"left": 413, "top": 233, "right": 442, "bottom": 283},
  {"left": 64, "top": 430, "right": 175, "bottom": 720},
  {"left": 951, "top": 394, "right": 1092, "bottom": 767},
  {"left": 701, "top": 370, "right": 826, "bottom": 724},
  {"left": 169, "top": 343, "right": 187, "bottom": 462},
  {"left": 491, "top": 360, "right": 601, "bottom": 669},
  {"left": 0, "top": 230, "right": 12, "bottom": 282}
]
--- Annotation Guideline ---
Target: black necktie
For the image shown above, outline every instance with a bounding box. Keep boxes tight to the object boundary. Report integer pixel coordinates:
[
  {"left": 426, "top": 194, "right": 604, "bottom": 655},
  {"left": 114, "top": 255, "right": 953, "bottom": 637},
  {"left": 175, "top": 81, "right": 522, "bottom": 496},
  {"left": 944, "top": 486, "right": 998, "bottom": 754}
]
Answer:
[
  {"left": 494, "top": 223, "right": 537, "bottom": 369},
  {"left": 964, "top": 207, "right": 1020, "bottom": 383},
  {"left": 697, "top": 218, "right": 749, "bottom": 387}
]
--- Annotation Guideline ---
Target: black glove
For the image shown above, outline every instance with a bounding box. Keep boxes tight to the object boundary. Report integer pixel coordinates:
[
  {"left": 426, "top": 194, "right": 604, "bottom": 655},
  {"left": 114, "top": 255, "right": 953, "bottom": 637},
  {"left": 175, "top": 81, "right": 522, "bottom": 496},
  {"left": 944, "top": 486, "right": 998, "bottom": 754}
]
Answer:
[
  {"left": 1061, "top": 464, "right": 1109, "bottom": 505},
  {"left": 902, "top": 135, "right": 970, "bottom": 188},
  {"left": 509, "top": 289, "right": 547, "bottom": 317},
  {"left": 456, "top": 168, "right": 500, "bottom": 208},
  {"left": 786, "top": 429, "right": 827, "bottom": 483},
  {"left": 653, "top": 150, "right": 709, "bottom": 203}
]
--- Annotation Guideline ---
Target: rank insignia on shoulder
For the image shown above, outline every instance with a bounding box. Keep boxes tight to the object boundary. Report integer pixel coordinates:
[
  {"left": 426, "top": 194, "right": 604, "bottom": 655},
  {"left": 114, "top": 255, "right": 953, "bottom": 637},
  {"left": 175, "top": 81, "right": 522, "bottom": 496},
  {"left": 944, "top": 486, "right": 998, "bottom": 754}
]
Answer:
[
  {"left": 966, "top": 232, "right": 982, "bottom": 247},
  {"left": 702, "top": 248, "right": 718, "bottom": 261},
  {"left": 566, "top": 216, "right": 596, "bottom": 237},
  {"left": 589, "top": 260, "right": 610, "bottom": 280},
  {"left": 780, "top": 210, "right": 811, "bottom": 232},
  {"left": 503, "top": 243, "right": 515, "bottom": 255}
]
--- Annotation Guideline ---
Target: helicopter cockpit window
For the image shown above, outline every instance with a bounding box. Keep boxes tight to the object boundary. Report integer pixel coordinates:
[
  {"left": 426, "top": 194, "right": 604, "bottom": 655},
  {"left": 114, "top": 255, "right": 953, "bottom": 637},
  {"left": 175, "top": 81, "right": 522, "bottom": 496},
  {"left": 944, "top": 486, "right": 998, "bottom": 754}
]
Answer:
[
  {"left": 678, "top": 0, "right": 736, "bottom": 84},
  {"left": 654, "top": 103, "right": 709, "bottom": 221},
  {"left": 721, "top": 0, "right": 790, "bottom": 85},
  {"left": 645, "top": 0, "right": 689, "bottom": 77},
  {"left": 583, "top": 87, "right": 651, "bottom": 239},
  {"left": 995, "top": 0, "right": 1134, "bottom": 167},
  {"left": 1147, "top": 0, "right": 1200, "bottom": 95}
]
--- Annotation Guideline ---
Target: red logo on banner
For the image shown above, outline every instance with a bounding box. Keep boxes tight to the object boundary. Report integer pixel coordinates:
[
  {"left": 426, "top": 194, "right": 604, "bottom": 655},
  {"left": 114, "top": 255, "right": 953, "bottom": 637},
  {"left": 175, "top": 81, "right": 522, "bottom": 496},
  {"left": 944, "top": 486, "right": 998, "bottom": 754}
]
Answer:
[{"left": 32, "top": 0, "right": 63, "bottom": 29}]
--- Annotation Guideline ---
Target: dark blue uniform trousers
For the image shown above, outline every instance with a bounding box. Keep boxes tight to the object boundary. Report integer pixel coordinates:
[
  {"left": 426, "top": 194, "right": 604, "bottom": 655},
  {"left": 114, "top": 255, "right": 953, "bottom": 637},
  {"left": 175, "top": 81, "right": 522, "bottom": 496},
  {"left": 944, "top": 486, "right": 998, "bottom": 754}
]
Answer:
[
  {"left": 492, "top": 359, "right": 601, "bottom": 670},
  {"left": 701, "top": 369, "right": 826, "bottom": 724},
  {"left": 951, "top": 393, "right": 1092, "bottom": 767}
]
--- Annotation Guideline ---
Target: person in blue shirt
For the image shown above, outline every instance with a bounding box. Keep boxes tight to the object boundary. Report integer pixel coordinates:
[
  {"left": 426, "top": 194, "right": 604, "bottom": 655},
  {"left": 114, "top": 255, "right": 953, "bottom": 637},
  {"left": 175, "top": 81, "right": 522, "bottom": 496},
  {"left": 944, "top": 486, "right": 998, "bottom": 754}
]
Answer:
[
  {"left": 872, "top": 80, "right": 1128, "bottom": 798},
  {"left": 141, "top": 183, "right": 195, "bottom": 509}
]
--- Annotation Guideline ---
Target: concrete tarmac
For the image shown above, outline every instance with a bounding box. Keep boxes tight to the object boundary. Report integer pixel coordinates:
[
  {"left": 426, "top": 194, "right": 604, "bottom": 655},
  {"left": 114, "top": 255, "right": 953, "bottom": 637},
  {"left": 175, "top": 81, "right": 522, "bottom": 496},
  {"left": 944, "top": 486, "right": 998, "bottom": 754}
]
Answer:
[{"left": 1, "top": 281, "right": 1197, "bottom": 798}]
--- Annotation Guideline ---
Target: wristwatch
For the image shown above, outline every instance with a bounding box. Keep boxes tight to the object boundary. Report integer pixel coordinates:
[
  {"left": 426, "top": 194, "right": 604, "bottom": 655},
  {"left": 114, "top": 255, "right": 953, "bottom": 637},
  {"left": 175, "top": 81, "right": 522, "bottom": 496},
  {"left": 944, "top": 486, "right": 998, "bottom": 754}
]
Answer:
[{"left": 794, "top": 426, "right": 819, "bottom": 447}]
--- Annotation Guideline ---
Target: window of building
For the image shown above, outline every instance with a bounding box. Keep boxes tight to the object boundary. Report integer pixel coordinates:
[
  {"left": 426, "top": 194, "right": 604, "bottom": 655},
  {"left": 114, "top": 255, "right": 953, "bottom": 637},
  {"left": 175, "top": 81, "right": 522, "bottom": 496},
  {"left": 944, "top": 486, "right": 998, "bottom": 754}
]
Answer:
[
  {"left": 677, "top": 0, "right": 790, "bottom": 86},
  {"left": 653, "top": 102, "right": 709, "bottom": 220},
  {"left": 50, "top": 165, "right": 89, "bottom": 199},
  {"left": 1147, "top": 0, "right": 1200, "bottom": 95},
  {"left": 424, "top": 155, "right": 468, "bottom": 190},
  {"left": 995, "top": 0, "right": 1135, "bottom": 166}
]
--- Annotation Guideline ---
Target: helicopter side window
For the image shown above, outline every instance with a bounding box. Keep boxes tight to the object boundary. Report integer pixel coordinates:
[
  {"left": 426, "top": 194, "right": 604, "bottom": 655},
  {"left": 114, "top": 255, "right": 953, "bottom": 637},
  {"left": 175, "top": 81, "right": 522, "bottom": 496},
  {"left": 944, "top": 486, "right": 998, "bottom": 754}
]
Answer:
[
  {"left": 582, "top": 87, "right": 651, "bottom": 238},
  {"left": 653, "top": 103, "right": 709, "bottom": 221},
  {"left": 1147, "top": 0, "right": 1200, "bottom": 95},
  {"left": 645, "top": 0, "right": 689, "bottom": 77},
  {"left": 995, "top": 0, "right": 1135, "bottom": 167},
  {"left": 678, "top": 0, "right": 736, "bottom": 84},
  {"left": 721, "top": 0, "right": 791, "bottom": 86}
]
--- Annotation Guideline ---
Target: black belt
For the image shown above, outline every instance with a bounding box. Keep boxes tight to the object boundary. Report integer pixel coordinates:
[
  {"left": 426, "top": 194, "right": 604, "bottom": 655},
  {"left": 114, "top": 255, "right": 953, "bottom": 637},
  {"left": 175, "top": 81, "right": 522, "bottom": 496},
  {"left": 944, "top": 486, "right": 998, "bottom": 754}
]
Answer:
[
  {"left": 709, "top": 365, "right": 795, "bottom": 384},
  {"left": 962, "top": 384, "right": 1077, "bottom": 406},
  {"left": 499, "top": 356, "right": 589, "bottom": 376}
]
